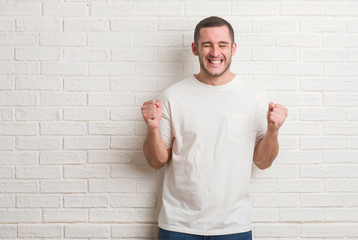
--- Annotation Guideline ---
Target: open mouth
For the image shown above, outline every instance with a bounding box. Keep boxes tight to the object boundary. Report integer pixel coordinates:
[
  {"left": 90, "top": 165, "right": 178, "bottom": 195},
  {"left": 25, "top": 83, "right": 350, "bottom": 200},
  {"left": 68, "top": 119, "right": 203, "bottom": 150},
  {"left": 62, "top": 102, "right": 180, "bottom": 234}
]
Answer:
[{"left": 208, "top": 59, "right": 223, "bottom": 64}]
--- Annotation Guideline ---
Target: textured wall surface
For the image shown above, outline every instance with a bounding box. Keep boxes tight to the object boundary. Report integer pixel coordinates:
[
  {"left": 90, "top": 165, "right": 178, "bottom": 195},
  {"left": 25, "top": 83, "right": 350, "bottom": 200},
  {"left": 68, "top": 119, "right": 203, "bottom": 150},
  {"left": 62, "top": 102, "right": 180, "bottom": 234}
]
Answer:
[{"left": 0, "top": 0, "right": 358, "bottom": 239}]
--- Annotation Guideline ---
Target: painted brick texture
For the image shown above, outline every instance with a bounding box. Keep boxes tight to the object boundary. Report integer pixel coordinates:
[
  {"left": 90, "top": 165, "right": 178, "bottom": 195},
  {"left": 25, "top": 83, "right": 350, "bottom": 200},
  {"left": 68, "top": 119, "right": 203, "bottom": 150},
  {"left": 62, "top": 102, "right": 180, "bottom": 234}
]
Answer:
[{"left": 0, "top": 1, "right": 358, "bottom": 239}]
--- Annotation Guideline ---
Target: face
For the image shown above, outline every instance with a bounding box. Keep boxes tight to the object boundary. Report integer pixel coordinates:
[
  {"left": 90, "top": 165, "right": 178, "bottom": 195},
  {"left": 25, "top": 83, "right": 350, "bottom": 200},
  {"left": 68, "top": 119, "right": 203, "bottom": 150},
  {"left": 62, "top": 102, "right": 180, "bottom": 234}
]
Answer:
[{"left": 192, "top": 26, "right": 237, "bottom": 78}]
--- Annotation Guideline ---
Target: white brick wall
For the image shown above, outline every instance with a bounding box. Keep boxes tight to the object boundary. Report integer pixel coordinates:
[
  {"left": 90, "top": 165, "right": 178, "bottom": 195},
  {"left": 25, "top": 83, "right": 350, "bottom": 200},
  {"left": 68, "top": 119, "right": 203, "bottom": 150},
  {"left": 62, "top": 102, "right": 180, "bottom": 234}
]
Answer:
[{"left": 0, "top": 1, "right": 357, "bottom": 239}]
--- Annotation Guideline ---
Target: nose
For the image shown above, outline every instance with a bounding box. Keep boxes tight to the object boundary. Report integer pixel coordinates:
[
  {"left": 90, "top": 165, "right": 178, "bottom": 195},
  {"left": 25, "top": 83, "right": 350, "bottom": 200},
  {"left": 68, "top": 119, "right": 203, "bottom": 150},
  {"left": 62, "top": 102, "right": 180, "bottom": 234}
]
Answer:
[{"left": 210, "top": 45, "right": 220, "bottom": 57}]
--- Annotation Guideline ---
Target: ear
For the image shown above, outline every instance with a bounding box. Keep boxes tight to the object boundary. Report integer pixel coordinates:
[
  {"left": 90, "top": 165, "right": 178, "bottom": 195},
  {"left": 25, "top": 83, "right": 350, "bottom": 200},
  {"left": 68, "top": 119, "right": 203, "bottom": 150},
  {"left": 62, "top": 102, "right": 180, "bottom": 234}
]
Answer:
[
  {"left": 192, "top": 42, "right": 198, "bottom": 56},
  {"left": 231, "top": 42, "right": 237, "bottom": 56}
]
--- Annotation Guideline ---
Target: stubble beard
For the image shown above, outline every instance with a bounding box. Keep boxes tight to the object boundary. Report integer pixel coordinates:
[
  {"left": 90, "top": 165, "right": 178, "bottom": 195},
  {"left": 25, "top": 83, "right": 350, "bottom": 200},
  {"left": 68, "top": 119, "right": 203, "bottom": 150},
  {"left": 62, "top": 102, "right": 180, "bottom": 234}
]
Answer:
[{"left": 198, "top": 52, "right": 232, "bottom": 78}]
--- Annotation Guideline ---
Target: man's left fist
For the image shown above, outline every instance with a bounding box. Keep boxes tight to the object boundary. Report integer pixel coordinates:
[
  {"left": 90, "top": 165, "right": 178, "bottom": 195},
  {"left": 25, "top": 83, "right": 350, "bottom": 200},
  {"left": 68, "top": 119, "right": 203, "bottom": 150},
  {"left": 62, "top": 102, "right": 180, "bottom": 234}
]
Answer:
[{"left": 267, "top": 102, "right": 288, "bottom": 131}]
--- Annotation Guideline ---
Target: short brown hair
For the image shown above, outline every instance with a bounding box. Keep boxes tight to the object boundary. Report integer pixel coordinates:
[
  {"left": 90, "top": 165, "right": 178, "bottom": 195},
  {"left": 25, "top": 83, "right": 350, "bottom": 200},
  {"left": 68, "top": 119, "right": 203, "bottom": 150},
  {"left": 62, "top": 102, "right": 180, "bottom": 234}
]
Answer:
[{"left": 194, "top": 16, "right": 235, "bottom": 46}]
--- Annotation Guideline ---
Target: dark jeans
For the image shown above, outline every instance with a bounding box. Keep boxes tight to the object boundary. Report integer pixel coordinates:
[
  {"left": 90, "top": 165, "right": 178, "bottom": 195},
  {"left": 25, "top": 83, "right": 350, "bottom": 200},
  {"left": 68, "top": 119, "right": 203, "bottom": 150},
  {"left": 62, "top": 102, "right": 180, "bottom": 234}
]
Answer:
[{"left": 158, "top": 228, "right": 252, "bottom": 240}]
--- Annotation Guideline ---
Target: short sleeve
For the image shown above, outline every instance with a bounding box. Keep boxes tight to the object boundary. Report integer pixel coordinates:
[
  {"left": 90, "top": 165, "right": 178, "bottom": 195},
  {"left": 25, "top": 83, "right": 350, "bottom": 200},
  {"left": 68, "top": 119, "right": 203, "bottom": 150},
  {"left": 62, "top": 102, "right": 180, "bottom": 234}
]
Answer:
[
  {"left": 255, "top": 91, "right": 268, "bottom": 146},
  {"left": 159, "top": 93, "right": 174, "bottom": 149}
]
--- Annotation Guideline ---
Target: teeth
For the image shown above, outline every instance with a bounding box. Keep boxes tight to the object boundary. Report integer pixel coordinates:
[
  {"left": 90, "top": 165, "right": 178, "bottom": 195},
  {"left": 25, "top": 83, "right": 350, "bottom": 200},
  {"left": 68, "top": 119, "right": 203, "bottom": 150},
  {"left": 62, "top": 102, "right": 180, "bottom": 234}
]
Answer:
[{"left": 211, "top": 60, "right": 221, "bottom": 64}]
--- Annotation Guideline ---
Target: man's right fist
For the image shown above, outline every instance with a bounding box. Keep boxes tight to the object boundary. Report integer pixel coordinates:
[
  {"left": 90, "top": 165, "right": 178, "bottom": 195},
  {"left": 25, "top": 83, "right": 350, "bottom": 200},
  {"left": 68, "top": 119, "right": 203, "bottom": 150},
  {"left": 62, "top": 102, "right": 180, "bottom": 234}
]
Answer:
[{"left": 141, "top": 100, "right": 163, "bottom": 130}]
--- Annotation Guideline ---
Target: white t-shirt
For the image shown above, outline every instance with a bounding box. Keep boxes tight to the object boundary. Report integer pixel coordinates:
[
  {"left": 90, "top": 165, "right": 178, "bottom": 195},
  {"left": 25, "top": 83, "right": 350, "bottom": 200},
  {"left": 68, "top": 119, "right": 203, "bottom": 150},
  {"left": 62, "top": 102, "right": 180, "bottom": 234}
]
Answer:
[{"left": 158, "top": 75, "right": 268, "bottom": 236}]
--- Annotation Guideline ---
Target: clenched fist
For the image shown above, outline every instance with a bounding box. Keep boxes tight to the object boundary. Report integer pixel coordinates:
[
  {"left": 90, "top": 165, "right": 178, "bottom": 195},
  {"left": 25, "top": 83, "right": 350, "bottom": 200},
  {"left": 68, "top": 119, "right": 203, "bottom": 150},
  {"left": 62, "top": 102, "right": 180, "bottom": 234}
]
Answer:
[
  {"left": 267, "top": 102, "right": 288, "bottom": 133},
  {"left": 141, "top": 100, "right": 163, "bottom": 130}
]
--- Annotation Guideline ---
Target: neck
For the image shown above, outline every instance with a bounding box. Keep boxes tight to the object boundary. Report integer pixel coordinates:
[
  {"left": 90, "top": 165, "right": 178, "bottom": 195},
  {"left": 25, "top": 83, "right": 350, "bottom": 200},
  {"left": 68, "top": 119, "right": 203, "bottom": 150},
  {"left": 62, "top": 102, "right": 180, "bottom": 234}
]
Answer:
[{"left": 194, "top": 71, "right": 236, "bottom": 86}]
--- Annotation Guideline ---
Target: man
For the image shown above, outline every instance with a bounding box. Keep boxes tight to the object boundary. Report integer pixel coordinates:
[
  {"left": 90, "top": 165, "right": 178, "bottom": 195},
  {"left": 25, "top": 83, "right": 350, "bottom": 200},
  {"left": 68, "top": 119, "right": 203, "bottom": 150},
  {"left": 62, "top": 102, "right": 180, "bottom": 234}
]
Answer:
[{"left": 141, "top": 16, "right": 287, "bottom": 240}]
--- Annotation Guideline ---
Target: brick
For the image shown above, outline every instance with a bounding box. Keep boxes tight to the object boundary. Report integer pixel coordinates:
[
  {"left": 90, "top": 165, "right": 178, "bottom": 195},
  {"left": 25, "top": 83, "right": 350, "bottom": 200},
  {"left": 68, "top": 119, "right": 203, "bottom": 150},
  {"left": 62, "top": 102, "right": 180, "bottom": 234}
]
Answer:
[
  {"left": 300, "top": 107, "right": 344, "bottom": 121},
  {"left": 40, "top": 151, "right": 86, "bottom": 165},
  {"left": 0, "top": 209, "right": 41, "bottom": 223},
  {"left": 300, "top": 136, "right": 345, "bottom": 150},
  {"left": 64, "top": 165, "right": 109, "bottom": 179},
  {"left": 135, "top": 63, "right": 182, "bottom": 77},
  {"left": 0, "top": 76, "right": 14, "bottom": 90},
  {"left": 301, "top": 49, "right": 344, "bottom": 62},
  {"left": 300, "top": 18, "right": 345, "bottom": 32},
  {"left": 0, "top": 108, "right": 13, "bottom": 121},
  {"left": 0, "top": 181, "right": 37, "bottom": 193},
  {"left": 300, "top": 194, "right": 344, "bottom": 207},
  {"left": 64, "top": 18, "right": 109, "bottom": 32},
  {"left": 325, "top": 122, "right": 358, "bottom": 135},
  {"left": 186, "top": 3, "right": 231, "bottom": 16},
  {"left": 133, "top": 208, "right": 157, "bottom": 222},
  {"left": 89, "top": 122, "right": 133, "bottom": 136},
  {"left": 347, "top": 137, "right": 358, "bottom": 149},
  {"left": 110, "top": 194, "right": 156, "bottom": 208},
  {"left": 323, "top": 34, "right": 358, "bottom": 47},
  {"left": 278, "top": 136, "right": 299, "bottom": 150},
  {"left": 253, "top": 19, "right": 297, "bottom": 32},
  {"left": 137, "top": 3, "right": 183, "bottom": 16},
  {"left": 40, "top": 33, "right": 85, "bottom": 46},
  {"left": 111, "top": 108, "right": 143, "bottom": 121},
  {"left": 111, "top": 18, "right": 156, "bottom": 32},
  {"left": 88, "top": 150, "right": 132, "bottom": 163},
  {"left": 232, "top": 62, "right": 276, "bottom": 75},
  {"left": 42, "top": 62, "right": 87, "bottom": 75},
  {"left": 280, "top": 122, "right": 322, "bottom": 135},
  {"left": 325, "top": 63, "right": 358, "bottom": 76},
  {"left": 280, "top": 2, "right": 324, "bottom": 16},
  {"left": 0, "top": 152, "right": 38, "bottom": 165},
  {"left": 300, "top": 164, "right": 344, "bottom": 178},
  {"left": 232, "top": 2, "right": 279, "bottom": 16},
  {"left": 347, "top": 164, "right": 358, "bottom": 177},
  {"left": 0, "top": 167, "right": 13, "bottom": 179},
  {"left": 0, "top": 123, "right": 37, "bottom": 136},
  {"left": 111, "top": 78, "right": 157, "bottom": 93},
  {"left": 65, "top": 224, "right": 110, "bottom": 238},
  {"left": 43, "top": 209, "right": 87, "bottom": 222},
  {"left": 0, "top": 2, "right": 41, "bottom": 16},
  {"left": 88, "top": 93, "right": 133, "bottom": 106},
  {"left": 0, "top": 18, "right": 14, "bottom": 31},
  {"left": 279, "top": 208, "right": 322, "bottom": 222},
  {"left": 111, "top": 164, "right": 154, "bottom": 178},
  {"left": 346, "top": 78, "right": 358, "bottom": 90},
  {"left": 0, "top": 225, "right": 17, "bottom": 238},
  {"left": 278, "top": 63, "right": 323, "bottom": 76},
  {"left": 111, "top": 136, "right": 144, "bottom": 150},
  {"left": 63, "top": 48, "right": 109, "bottom": 62},
  {"left": 253, "top": 224, "right": 299, "bottom": 238},
  {"left": 135, "top": 33, "right": 181, "bottom": 47},
  {"left": 0, "top": 194, "right": 15, "bottom": 207},
  {"left": 326, "top": 3, "right": 358, "bottom": 16},
  {"left": 276, "top": 93, "right": 321, "bottom": 106},
  {"left": 112, "top": 48, "right": 156, "bottom": 62},
  {"left": 301, "top": 77, "right": 344, "bottom": 91},
  {"left": 43, "top": 3, "right": 88, "bottom": 16},
  {"left": 16, "top": 77, "right": 62, "bottom": 90},
  {"left": 250, "top": 179, "right": 276, "bottom": 193},
  {"left": 0, "top": 33, "right": 37, "bottom": 46},
  {"left": 252, "top": 165, "right": 298, "bottom": 179},
  {"left": 136, "top": 178, "right": 163, "bottom": 193},
  {"left": 18, "top": 224, "right": 63, "bottom": 238},
  {"left": 16, "top": 107, "right": 61, "bottom": 121},
  {"left": 64, "top": 195, "right": 109, "bottom": 208},
  {"left": 64, "top": 77, "right": 108, "bottom": 91},
  {"left": 324, "top": 93, "right": 358, "bottom": 106},
  {"left": 325, "top": 150, "right": 358, "bottom": 163},
  {"left": 347, "top": 21, "right": 358, "bottom": 33},
  {"left": 252, "top": 194, "right": 298, "bottom": 207},
  {"left": 325, "top": 179, "right": 358, "bottom": 192},
  {"left": 276, "top": 34, "right": 321, "bottom": 47},
  {"left": 88, "top": 63, "right": 134, "bottom": 76},
  {"left": 0, "top": 62, "right": 39, "bottom": 75},
  {"left": 301, "top": 224, "right": 346, "bottom": 237},
  {"left": 64, "top": 107, "right": 108, "bottom": 121},
  {"left": 16, "top": 18, "right": 61, "bottom": 32},
  {"left": 276, "top": 150, "right": 322, "bottom": 164},
  {"left": 88, "top": 33, "right": 132, "bottom": 47},
  {"left": 16, "top": 166, "right": 61, "bottom": 179},
  {"left": 346, "top": 194, "right": 358, "bottom": 207},
  {"left": 40, "top": 122, "right": 86, "bottom": 135},
  {"left": 112, "top": 224, "right": 156, "bottom": 238},
  {"left": 40, "top": 92, "right": 86, "bottom": 106},
  {"left": 91, "top": 3, "right": 135, "bottom": 16},
  {"left": 89, "top": 179, "right": 135, "bottom": 193},
  {"left": 16, "top": 137, "right": 62, "bottom": 150},
  {"left": 158, "top": 48, "right": 196, "bottom": 63},
  {"left": 64, "top": 137, "right": 110, "bottom": 150},
  {"left": 252, "top": 208, "right": 279, "bottom": 222},
  {"left": 40, "top": 180, "right": 87, "bottom": 193},
  {"left": 89, "top": 209, "right": 133, "bottom": 222},
  {"left": 0, "top": 47, "right": 14, "bottom": 60},
  {"left": 277, "top": 180, "right": 322, "bottom": 193},
  {"left": 235, "top": 34, "right": 274, "bottom": 46},
  {"left": 158, "top": 18, "right": 197, "bottom": 31},
  {"left": 252, "top": 48, "right": 297, "bottom": 61},
  {"left": 17, "top": 195, "right": 61, "bottom": 208},
  {"left": 16, "top": 47, "right": 60, "bottom": 61}
]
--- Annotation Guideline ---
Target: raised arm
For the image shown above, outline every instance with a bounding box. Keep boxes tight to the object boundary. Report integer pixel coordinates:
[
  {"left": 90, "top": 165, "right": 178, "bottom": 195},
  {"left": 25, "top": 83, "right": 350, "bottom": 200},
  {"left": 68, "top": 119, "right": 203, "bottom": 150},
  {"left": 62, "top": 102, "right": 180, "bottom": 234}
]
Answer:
[{"left": 141, "top": 100, "right": 172, "bottom": 170}]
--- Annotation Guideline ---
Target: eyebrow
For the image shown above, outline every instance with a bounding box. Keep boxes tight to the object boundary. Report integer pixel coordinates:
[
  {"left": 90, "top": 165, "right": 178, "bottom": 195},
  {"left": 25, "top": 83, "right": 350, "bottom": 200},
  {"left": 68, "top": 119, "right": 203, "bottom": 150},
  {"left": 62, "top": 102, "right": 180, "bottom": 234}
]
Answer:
[{"left": 201, "top": 41, "right": 230, "bottom": 45}]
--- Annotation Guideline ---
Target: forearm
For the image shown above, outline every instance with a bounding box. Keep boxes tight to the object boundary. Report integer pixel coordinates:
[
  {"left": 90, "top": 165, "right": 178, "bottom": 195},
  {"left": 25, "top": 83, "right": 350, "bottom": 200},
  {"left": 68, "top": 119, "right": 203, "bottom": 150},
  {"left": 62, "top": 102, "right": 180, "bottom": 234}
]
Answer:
[
  {"left": 253, "top": 131, "right": 279, "bottom": 170},
  {"left": 143, "top": 128, "right": 171, "bottom": 170}
]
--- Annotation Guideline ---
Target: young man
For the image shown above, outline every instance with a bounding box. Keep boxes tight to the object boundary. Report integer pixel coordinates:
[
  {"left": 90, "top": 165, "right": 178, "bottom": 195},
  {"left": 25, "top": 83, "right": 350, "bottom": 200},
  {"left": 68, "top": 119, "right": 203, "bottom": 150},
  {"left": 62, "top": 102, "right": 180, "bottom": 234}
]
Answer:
[{"left": 141, "top": 16, "right": 287, "bottom": 240}]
